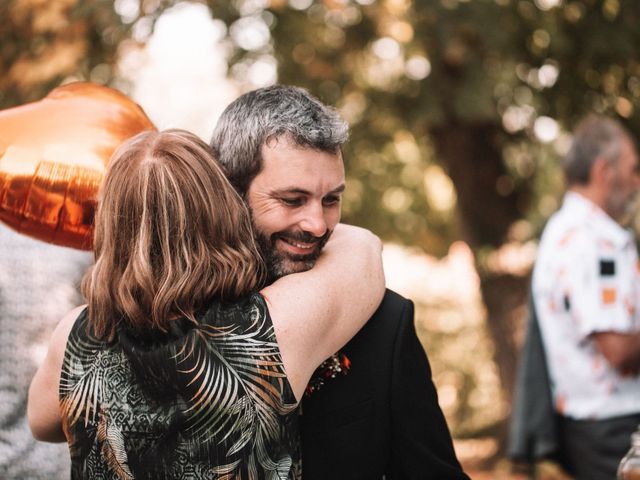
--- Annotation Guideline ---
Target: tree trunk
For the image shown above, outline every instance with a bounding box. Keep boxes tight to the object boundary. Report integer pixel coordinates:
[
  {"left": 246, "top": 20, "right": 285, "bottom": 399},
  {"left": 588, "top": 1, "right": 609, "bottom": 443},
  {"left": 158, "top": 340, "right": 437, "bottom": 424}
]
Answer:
[
  {"left": 479, "top": 271, "right": 530, "bottom": 402},
  {"left": 431, "top": 121, "right": 526, "bottom": 247},
  {"left": 432, "top": 121, "right": 533, "bottom": 451}
]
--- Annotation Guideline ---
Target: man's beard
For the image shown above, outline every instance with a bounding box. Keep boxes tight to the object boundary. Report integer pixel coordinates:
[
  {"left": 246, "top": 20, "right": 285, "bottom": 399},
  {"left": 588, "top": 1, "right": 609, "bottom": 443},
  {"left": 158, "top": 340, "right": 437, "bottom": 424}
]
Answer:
[
  {"left": 254, "top": 226, "right": 332, "bottom": 281},
  {"left": 607, "top": 175, "right": 638, "bottom": 222}
]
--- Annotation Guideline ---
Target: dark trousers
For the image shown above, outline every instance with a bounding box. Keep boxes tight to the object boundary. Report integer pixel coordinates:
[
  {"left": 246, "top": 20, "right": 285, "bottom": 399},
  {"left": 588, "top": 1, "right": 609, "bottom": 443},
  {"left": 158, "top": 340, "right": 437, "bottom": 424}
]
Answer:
[{"left": 559, "top": 413, "right": 640, "bottom": 480}]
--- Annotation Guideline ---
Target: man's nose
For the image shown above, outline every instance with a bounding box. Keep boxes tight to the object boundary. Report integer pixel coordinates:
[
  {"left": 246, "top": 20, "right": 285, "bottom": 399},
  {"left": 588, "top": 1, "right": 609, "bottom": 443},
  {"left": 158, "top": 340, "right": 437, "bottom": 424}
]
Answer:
[{"left": 299, "top": 203, "right": 328, "bottom": 237}]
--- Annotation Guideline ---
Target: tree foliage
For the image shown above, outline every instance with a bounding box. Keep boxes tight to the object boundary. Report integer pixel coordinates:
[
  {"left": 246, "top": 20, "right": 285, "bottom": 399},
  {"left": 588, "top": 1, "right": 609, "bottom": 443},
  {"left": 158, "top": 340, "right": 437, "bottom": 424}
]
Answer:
[
  {"left": 208, "top": 0, "right": 640, "bottom": 254},
  {"left": 5, "top": 1, "right": 638, "bottom": 251}
]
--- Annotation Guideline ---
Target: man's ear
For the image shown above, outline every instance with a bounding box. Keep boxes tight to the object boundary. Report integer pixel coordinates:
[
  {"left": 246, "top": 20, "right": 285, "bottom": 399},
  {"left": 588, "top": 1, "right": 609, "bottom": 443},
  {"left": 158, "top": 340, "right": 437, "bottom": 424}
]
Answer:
[{"left": 590, "top": 156, "right": 612, "bottom": 186}]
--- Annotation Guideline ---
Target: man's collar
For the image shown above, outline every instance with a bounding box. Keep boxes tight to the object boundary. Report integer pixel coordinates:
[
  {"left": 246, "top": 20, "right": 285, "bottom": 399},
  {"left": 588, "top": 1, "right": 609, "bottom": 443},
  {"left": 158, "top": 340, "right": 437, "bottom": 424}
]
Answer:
[{"left": 563, "top": 191, "right": 633, "bottom": 248}]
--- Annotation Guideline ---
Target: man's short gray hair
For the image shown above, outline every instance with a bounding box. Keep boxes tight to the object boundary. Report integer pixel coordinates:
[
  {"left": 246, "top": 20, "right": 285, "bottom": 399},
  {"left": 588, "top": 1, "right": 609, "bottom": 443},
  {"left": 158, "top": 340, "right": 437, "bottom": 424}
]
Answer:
[
  {"left": 211, "top": 85, "right": 349, "bottom": 195},
  {"left": 563, "top": 115, "right": 629, "bottom": 185}
]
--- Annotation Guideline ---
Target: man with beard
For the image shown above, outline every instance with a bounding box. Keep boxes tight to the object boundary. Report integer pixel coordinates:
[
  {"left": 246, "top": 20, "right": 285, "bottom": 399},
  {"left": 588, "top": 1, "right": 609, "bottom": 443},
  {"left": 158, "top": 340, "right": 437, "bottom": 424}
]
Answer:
[
  {"left": 211, "top": 85, "right": 468, "bottom": 479},
  {"left": 532, "top": 115, "right": 640, "bottom": 479}
]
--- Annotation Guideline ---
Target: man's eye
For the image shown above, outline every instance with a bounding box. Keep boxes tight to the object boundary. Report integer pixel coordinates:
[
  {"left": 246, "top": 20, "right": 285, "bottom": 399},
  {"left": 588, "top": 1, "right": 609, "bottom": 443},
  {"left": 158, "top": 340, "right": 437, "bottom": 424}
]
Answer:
[
  {"left": 322, "top": 196, "right": 341, "bottom": 206},
  {"left": 281, "top": 198, "right": 303, "bottom": 206}
]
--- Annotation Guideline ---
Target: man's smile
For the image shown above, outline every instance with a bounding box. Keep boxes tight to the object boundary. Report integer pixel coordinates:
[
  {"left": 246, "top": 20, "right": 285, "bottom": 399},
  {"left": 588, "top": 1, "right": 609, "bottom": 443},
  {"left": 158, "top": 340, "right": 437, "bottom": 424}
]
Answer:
[{"left": 277, "top": 235, "right": 320, "bottom": 256}]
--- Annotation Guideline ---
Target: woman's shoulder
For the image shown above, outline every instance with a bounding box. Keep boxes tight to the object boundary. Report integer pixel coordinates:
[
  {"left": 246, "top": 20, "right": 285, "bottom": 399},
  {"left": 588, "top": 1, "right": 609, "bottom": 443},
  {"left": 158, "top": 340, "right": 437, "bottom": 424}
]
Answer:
[
  {"left": 61, "top": 307, "right": 124, "bottom": 372},
  {"left": 202, "top": 292, "right": 268, "bottom": 321},
  {"left": 53, "top": 305, "right": 88, "bottom": 348},
  {"left": 198, "top": 292, "right": 275, "bottom": 340}
]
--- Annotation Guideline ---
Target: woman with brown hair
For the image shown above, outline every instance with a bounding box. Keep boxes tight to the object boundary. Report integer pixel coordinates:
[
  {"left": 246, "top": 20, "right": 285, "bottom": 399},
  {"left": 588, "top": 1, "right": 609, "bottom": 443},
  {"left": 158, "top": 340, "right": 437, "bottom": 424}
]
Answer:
[{"left": 27, "top": 129, "right": 384, "bottom": 479}]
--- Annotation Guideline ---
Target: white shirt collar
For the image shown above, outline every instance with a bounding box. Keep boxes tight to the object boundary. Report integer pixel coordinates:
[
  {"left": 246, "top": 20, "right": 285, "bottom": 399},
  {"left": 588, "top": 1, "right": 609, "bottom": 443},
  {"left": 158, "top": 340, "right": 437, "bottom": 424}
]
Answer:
[{"left": 562, "top": 191, "right": 633, "bottom": 248}]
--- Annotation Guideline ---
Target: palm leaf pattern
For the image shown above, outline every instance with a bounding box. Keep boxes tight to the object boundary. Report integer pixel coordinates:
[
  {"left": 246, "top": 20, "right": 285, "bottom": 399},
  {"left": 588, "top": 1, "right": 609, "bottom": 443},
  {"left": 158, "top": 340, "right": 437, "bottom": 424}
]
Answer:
[
  {"left": 97, "top": 409, "right": 134, "bottom": 480},
  {"left": 60, "top": 311, "right": 117, "bottom": 457},
  {"left": 175, "top": 295, "right": 298, "bottom": 478},
  {"left": 59, "top": 295, "right": 301, "bottom": 479}
]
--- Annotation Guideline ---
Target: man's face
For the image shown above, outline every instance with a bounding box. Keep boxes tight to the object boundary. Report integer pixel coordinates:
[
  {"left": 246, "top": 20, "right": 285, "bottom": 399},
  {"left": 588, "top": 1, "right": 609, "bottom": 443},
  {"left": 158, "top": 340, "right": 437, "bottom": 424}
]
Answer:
[
  {"left": 247, "top": 137, "right": 345, "bottom": 280},
  {"left": 606, "top": 136, "right": 640, "bottom": 221}
]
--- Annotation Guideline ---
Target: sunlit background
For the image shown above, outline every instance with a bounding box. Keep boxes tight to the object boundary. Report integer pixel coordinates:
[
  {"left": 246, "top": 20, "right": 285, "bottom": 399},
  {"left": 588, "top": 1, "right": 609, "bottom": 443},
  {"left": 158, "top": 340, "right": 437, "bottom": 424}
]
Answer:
[{"left": 2, "top": 0, "right": 640, "bottom": 478}]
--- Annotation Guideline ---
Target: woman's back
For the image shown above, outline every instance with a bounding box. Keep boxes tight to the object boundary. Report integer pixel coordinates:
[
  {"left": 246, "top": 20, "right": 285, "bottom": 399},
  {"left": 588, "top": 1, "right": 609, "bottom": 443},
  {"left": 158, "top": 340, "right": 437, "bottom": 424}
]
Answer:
[{"left": 61, "top": 294, "right": 300, "bottom": 479}]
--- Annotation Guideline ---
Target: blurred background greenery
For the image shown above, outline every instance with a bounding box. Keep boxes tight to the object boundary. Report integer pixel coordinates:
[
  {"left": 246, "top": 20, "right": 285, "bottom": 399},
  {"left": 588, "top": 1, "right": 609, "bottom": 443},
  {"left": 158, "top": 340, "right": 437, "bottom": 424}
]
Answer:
[{"left": 3, "top": 0, "right": 640, "bottom": 476}]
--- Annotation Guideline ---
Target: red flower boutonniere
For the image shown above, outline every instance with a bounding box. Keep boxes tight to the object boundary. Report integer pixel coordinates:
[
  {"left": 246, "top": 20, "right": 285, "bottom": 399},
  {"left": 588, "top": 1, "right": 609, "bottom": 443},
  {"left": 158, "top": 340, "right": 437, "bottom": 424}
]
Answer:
[{"left": 304, "top": 351, "right": 351, "bottom": 397}]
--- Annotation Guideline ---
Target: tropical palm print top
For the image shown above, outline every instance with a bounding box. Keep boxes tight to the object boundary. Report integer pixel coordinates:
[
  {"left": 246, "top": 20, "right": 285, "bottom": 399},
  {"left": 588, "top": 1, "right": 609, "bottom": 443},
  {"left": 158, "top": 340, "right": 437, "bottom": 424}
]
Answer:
[{"left": 59, "top": 293, "right": 301, "bottom": 479}]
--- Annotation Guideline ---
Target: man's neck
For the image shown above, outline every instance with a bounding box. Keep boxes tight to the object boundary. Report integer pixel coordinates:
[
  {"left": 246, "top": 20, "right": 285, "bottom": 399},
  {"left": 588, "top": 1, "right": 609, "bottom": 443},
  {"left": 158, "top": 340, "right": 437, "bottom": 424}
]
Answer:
[
  {"left": 567, "top": 186, "right": 625, "bottom": 226},
  {"left": 569, "top": 184, "right": 609, "bottom": 215}
]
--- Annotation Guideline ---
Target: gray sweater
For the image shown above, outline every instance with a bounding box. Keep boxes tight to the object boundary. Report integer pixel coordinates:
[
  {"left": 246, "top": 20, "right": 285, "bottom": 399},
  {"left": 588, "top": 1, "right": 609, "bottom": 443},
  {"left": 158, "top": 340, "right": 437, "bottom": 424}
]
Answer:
[{"left": 0, "top": 224, "right": 92, "bottom": 479}]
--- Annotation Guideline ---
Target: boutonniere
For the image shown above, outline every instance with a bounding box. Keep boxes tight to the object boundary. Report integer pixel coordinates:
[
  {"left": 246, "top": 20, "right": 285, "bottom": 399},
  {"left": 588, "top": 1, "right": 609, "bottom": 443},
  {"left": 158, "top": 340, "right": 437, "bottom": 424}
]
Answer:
[{"left": 304, "top": 351, "right": 351, "bottom": 397}]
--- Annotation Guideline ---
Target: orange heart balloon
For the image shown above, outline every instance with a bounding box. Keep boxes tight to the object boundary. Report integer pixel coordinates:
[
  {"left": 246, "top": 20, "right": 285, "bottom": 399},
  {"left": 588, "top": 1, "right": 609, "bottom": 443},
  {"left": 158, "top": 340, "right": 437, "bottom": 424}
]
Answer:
[{"left": 0, "top": 82, "right": 155, "bottom": 250}]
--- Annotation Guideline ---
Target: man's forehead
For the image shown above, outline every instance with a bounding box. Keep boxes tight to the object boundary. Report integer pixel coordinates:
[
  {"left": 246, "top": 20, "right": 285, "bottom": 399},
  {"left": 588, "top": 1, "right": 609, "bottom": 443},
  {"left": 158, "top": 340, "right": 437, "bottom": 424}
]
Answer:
[
  {"left": 259, "top": 140, "right": 344, "bottom": 172},
  {"left": 261, "top": 136, "right": 343, "bottom": 159}
]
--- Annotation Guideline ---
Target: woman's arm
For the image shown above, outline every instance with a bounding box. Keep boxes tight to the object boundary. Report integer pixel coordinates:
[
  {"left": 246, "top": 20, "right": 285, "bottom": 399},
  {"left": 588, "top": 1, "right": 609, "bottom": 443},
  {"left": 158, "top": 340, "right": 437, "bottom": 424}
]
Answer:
[
  {"left": 261, "top": 224, "right": 384, "bottom": 401},
  {"left": 28, "top": 305, "right": 85, "bottom": 442}
]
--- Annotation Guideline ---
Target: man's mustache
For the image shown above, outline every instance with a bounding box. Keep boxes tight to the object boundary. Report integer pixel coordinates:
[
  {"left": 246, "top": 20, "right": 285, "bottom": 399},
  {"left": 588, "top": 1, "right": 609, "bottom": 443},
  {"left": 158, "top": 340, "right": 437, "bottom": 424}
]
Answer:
[{"left": 274, "top": 230, "right": 330, "bottom": 245}]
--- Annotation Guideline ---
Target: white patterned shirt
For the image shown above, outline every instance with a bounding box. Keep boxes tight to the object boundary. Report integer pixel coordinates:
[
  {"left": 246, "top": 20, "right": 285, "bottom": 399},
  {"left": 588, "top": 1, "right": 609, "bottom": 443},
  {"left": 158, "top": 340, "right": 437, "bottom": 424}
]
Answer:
[{"left": 533, "top": 191, "right": 640, "bottom": 420}]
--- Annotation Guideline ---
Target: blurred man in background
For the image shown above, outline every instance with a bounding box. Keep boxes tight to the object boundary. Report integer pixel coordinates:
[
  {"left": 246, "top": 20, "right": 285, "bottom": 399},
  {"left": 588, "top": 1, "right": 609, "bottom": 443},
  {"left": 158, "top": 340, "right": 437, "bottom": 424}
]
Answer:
[
  {"left": 532, "top": 115, "right": 640, "bottom": 479},
  {"left": 211, "top": 85, "right": 468, "bottom": 479}
]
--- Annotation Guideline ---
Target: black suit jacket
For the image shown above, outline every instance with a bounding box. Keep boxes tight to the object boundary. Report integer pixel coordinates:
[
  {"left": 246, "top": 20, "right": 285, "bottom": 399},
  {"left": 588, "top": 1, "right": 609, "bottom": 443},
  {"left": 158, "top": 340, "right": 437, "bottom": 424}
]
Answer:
[{"left": 300, "top": 289, "right": 469, "bottom": 479}]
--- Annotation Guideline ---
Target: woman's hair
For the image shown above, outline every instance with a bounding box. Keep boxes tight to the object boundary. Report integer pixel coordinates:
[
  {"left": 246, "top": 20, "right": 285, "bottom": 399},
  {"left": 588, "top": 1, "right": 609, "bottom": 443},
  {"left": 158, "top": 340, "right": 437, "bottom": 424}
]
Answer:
[{"left": 82, "top": 129, "right": 265, "bottom": 340}]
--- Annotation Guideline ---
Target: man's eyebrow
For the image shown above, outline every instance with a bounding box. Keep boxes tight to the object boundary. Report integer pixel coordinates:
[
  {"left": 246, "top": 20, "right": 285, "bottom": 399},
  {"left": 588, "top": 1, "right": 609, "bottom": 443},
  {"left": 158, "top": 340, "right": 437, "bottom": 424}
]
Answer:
[
  {"left": 272, "top": 184, "right": 346, "bottom": 196},
  {"left": 272, "top": 188, "right": 312, "bottom": 196},
  {"left": 328, "top": 184, "right": 346, "bottom": 195}
]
